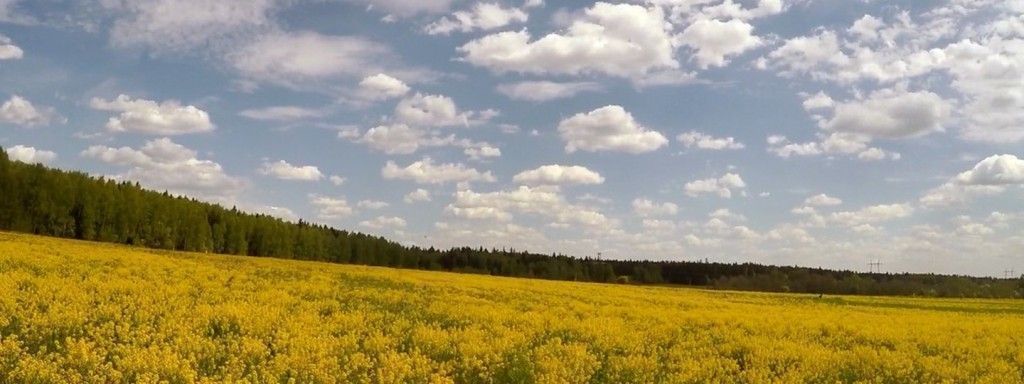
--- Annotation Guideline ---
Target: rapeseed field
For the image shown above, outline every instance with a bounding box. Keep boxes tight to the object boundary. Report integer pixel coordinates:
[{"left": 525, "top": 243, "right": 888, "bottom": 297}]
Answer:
[{"left": 1, "top": 232, "right": 1022, "bottom": 383}]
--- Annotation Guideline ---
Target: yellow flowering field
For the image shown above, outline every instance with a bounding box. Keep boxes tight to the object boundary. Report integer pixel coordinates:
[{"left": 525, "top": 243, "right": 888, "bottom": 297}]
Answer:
[{"left": 1, "top": 232, "right": 1023, "bottom": 383}]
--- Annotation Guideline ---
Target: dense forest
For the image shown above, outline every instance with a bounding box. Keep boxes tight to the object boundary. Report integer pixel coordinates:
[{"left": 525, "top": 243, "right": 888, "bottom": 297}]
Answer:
[{"left": 1, "top": 148, "right": 1022, "bottom": 298}]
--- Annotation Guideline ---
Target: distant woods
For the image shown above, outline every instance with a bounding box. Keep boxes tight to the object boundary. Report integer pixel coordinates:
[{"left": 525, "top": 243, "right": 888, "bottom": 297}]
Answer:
[{"left": 1, "top": 148, "right": 1022, "bottom": 298}]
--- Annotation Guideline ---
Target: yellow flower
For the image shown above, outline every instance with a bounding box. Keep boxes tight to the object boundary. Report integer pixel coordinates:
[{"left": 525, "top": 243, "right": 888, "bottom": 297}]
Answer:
[{"left": 1, "top": 232, "right": 1022, "bottom": 383}]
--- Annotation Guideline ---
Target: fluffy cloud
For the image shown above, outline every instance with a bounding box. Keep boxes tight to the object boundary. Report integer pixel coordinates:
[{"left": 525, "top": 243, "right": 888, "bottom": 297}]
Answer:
[
  {"left": 404, "top": 188, "right": 432, "bottom": 203},
  {"left": 341, "top": 88, "right": 498, "bottom": 157},
  {"left": 642, "top": 218, "right": 677, "bottom": 233},
  {"left": 632, "top": 198, "right": 679, "bottom": 217},
  {"left": 919, "top": 152, "right": 1022, "bottom": 206},
  {"left": 394, "top": 93, "right": 491, "bottom": 128},
  {"left": 239, "top": 106, "right": 324, "bottom": 121},
  {"left": 5, "top": 145, "right": 56, "bottom": 164},
  {"left": 829, "top": 203, "right": 913, "bottom": 226},
  {"left": 805, "top": 193, "right": 842, "bottom": 206},
  {"left": 709, "top": 208, "right": 747, "bottom": 222},
  {"left": 329, "top": 175, "right": 346, "bottom": 186},
  {"left": 769, "top": 90, "right": 930, "bottom": 162},
  {"left": 822, "top": 89, "right": 951, "bottom": 139},
  {"left": 90, "top": 94, "right": 214, "bottom": 135},
  {"left": 512, "top": 165, "right": 604, "bottom": 186},
  {"left": 760, "top": 9, "right": 1024, "bottom": 143},
  {"left": 701, "top": 208, "right": 760, "bottom": 241},
  {"left": 558, "top": 105, "right": 668, "bottom": 153},
  {"left": 458, "top": 2, "right": 677, "bottom": 79},
  {"left": 759, "top": 13, "right": 944, "bottom": 84},
  {"left": 760, "top": 30, "right": 846, "bottom": 79},
  {"left": 676, "top": 130, "right": 744, "bottom": 150},
  {"left": 766, "top": 133, "right": 900, "bottom": 161},
  {"left": 848, "top": 14, "right": 885, "bottom": 43},
  {"left": 360, "top": 216, "right": 407, "bottom": 230},
  {"left": 357, "top": 73, "right": 410, "bottom": 101},
  {"left": 447, "top": 186, "right": 615, "bottom": 229},
  {"left": 792, "top": 193, "right": 842, "bottom": 215},
  {"left": 678, "top": 18, "right": 762, "bottom": 69},
  {"left": 943, "top": 39, "right": 1024, "bottom": 142},
  {"left": 464, "top": 144, "right": 501, "bottom": 161},
  {"left": 381, "top": 158, "right": 496, "bottom": 185},
  {"left": 425, "top": 2, "right": 528, "bottom": 35},
  {"left": 801, "top": 91, "right": 834, "bottom": 110},
  {"left": 919, "top": 182, "right": 1004, "bottom": 207},
  {"left": 697, "top": 0, "right": 783, "bottom": 21},
  {"left": 259, "top": 160, "right": 324, "bottom": 181},
  {"left": 0, "top": 95, "right": 59, "bottom": 127},
  {"left": 495, "top": 81, "right": 601, "bottom": 102},
  {"left": 446, "top": 203, "right": 512, "bottom": 221},
  {"left": 0, "top": 34, "right": 22, "bottom": 59},
  {"left": 81, "top": 138, "right": 244, "bottom": 200},
  {"left": 357, "top": 124, "right": 426, "bottom": 155},
  {"left": 350, "top": 123, "right": 499, "bottom": 158},
  {"left": 684, "top": 172, "right": 746, "bottom": 198},
  {"left": 955, "top": 154, "right": 1024, "bottom": 186},
  {"left": 309, "top": 194, "right": 353, "bottom": 219}
]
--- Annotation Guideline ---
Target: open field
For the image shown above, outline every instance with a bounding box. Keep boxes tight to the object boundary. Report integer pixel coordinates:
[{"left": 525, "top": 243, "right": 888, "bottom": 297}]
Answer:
[{"left": 1, "top": 232, "right": 1023, "bottom": 383}]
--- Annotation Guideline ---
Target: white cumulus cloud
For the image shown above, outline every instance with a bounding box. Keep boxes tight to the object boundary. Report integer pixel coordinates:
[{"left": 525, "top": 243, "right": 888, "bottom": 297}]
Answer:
[
  {"left": 829, "top": 203, "right": 913, "bottom": 226},
  {"left": 81, "top": 138, "right": 244, "bottom": 200},
  {"left": 458, "top": 2, "right": 677, "bottom": 79},
  {"left": 447, "top": 186, "right": 616, "bottom": 230},
  {"left": 5, "top": 145, "right": 56, "bottom": 164},
  {"left": 822, "top": 89, "right": 951, "bottom": 139},
  {"left": 513, "top": 164, "right": 605, "bottom": 186},
  {"left": 632, "top": 198, "right": 679, "bottom": 217},
  {"left": 309, "top": 194, "right": 353, "bottom": 219},
  {"left": 90, "top": 94, "right": 214, "bottom": 135},
  {"left": 684, "top": 172, "right": 746, "bottom": 198},
  {"left": 676, "top": 130, "right": 744, "bottom": 150},
  {"left": 360, "top": 215, "right": 407, "bottom": 230},
  {"left": 425, "top": 2, "right": 528, "bottom": 35},
  {"left": 955, "top": 154, "right": 1024, "bottom": 186},
  {"left": 0, "top": 95, "right": 60, "bottom": 127},
  {"left": 394, "top": 93, "right": 489, "bottom": 128},
  {"left": 0, "top": 34, "right": 23, "bottom": 59},
  {"left": 357, "top": 73, "right": 410, "bottom": 101},
  {"left": 678, "top": 17, "right": 762, "bottom": 69},
  {"left": 558, "top": 105, "right": 668, "bottom": 154},
  {"left": 381, "top": 158, "right": 496, "bottom": 185},
  {"left": 260, "top": 160, "right": 324, "bottom": 181},
  {"left": 805, "top": 193, "right": 842, "bottom": 206}
]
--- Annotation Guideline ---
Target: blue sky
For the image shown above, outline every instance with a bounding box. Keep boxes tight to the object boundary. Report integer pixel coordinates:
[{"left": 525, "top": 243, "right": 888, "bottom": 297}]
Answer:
[{"left": 1, "top": 0, "right": 1023, "bottom": 276}]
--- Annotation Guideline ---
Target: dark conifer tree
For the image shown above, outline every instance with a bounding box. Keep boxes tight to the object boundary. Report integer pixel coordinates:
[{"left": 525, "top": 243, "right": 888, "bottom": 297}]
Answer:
[{"left": 0, "top": 148, "right": 1020, "bottom": 298}]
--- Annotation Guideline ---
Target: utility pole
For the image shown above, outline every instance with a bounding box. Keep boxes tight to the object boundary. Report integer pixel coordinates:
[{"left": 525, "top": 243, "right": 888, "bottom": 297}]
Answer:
[
  {"left": 868, "top": 260, "right": 883, "bottom": 274},
  {"left": 1004, "top": 269, "right": 1015, "bottom": 279}
]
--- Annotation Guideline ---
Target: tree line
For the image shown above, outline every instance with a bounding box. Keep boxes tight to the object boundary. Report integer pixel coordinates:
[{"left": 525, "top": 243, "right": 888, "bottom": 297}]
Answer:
[{"left": 1, "top": 148, "right": 1022, "bottom": 298}]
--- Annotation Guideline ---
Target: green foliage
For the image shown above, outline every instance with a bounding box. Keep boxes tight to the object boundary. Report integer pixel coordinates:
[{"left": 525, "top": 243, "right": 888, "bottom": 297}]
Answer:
[{"left": 0, "top": 148, "right": 1019, "bottom": 298}]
